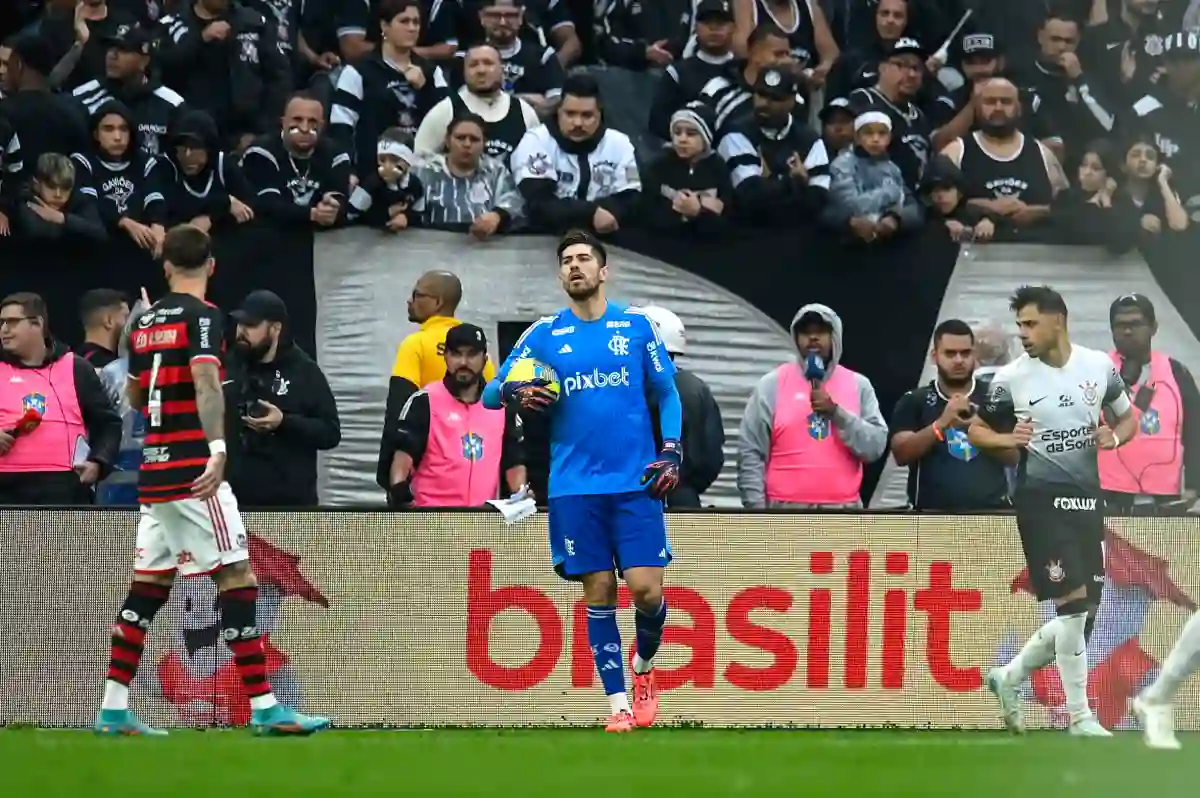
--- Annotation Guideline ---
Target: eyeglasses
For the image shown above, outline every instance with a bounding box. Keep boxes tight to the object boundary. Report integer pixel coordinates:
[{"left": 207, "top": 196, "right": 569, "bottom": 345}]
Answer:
[{"left": 0, "top": 316, "right": 34, "bottom": 329}]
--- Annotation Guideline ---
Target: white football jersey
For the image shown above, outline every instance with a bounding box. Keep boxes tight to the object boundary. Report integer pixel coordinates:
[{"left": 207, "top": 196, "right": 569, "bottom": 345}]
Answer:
[{"left": 983, "top": 344, "right": 1131, "bottom": 490}]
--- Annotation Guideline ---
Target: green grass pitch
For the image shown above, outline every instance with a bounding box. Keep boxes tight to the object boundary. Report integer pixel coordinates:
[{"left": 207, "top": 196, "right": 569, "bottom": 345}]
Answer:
[{"left": 3, "top": 728, "right": 1198, "bottom": 797}]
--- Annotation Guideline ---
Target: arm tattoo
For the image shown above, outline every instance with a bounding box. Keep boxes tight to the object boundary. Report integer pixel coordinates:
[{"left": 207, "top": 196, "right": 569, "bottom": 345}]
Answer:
[{"left": 192, "top": 363, "right": 226, "bottom": 444}]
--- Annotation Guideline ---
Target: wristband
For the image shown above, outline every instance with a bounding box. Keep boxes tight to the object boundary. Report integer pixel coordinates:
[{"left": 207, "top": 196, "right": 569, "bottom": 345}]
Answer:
[
  {"left": 932, "top": 423, "right": 945, "bottom": 442},
  {"left": 209, "top": 440, "right": 227, "bottom": 456}
]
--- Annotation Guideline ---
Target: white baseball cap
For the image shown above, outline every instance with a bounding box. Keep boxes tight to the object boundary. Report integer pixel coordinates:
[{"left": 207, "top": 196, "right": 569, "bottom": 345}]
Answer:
[{"left": 641, "top": 305, "right": 686, "bottom": 355}]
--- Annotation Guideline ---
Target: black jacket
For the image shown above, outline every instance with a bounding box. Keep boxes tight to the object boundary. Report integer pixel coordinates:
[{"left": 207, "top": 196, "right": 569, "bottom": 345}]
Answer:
[
  {"left": 162, "top": 109, "right": 253, "bottom": 225},
  {"left": 240, "top": 132, "right": 354, "bottom": 225},
  {"left": 596, "top": 0, "right": 694, "bottom": 67},
  {"left": 651, "top": 366, "right": 725, "bottom": 507},
  {"left": 157, "top": 1, "right": 291, "bottom": 143},
  {"left": 641, "top": 149, "right": 732, "bottom": 234},
  {"left": 0, "top": 90, "right": 90, "bottom": 182},
  {"left": 15, "top": 183, "right": 107, "bottom": 242},
  {"left": 0, "top": 340, "right": 121, "bottom": 475},
  {"left": 224, "top": 340, "right": 341, "bottom": 507},
  {"left": 72, "top": 76, "right": 188, "bottom": 159}
]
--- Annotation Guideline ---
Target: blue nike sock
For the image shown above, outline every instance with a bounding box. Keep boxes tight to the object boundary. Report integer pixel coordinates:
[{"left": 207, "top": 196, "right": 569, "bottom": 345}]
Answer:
[
  {"left": 586, "top": 605, "right": 626, "bottom": 696},
  {"left": 634, "top": 599, "right": 667, "bottom": 665}
]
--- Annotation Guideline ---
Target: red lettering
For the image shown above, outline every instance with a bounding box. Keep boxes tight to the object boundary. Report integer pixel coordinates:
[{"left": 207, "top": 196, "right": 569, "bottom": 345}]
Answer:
[
  {"left": 882, "top": 552, "right": 909, "bottom": 689},
  {"left": 844, "top": 551, "right": 870, "bottom": 688},
  {"left": 725, "top": 587, "right": 796, "bottom": 691},
  {"left": 657, "top": 587, "right": 716, "bottom": 690},
  {"left": 914, "top": 561, "right": 982, "bottom": 691},
  {"left": 464, "top": 548, "right": 985, "bottom": 695},
  {"left": 807, "top": 551, "right": 833, "bottom": 688},
  {"left": 465, "top": 549, "right": 562, "bottom": 690}
]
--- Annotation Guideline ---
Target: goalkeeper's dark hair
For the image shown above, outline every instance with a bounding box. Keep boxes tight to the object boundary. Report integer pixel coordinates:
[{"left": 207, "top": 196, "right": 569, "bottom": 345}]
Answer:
[
  {"left": 557, "top": 229, "right": 607, "bottom": 267},
  {"left": 1009, "top": 285, "right": 1067, "bottom": 319}
]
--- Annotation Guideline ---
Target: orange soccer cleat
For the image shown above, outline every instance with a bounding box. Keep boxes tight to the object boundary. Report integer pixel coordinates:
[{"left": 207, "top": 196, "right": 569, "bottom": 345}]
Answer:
[
  {"left": 605, "top": 710, "right": 636, "bottom": 733},
  {"left": 632, "top": 670, "right": 660, "bottom": 728}
]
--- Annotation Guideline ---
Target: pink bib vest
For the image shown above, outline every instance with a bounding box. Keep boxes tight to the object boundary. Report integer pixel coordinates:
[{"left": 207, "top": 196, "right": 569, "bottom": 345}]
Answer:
[
  {"left": 764, "top": 362, "right": 863, "bottom": 505},
  {"left": 0, "top": 355, "right": 85, "bottom": 473},
  {"left": 410, "top": 380, "right": 507, "bottom": 507},
  {"left": 1098, "top": 350, "right": 1182, "bottom": 495}
]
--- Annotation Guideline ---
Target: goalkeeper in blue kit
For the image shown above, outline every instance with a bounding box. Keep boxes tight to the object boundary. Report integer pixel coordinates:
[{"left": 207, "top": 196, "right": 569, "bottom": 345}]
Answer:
[{"left": 483, "top": 230, "right": 684, "bottom": 733}]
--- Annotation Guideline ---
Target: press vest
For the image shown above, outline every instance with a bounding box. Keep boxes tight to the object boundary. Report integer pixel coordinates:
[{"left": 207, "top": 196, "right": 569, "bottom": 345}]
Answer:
[
  {"left": 0, "top": 355, "right": 85, "bottom": 473},
  {"left": 764, "top": 361, "right": 863, "bottom": 504},
  {"left": 410, "top": 380, "right": 507, "bottom": 507},
  {"left": 1098, "top": 350, "right": 1183, "bottom": 495}
]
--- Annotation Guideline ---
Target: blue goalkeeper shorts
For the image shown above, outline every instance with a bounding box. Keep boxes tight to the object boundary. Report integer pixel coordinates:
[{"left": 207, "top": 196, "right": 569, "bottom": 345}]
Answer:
[{"left": 547, "top": 491, "right": 672, "bottom": 580}]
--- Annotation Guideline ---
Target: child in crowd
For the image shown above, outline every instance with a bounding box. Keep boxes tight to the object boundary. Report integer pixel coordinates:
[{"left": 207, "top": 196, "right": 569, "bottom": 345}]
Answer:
[
  {"left": 919, "top": 154, "right": 995, "bottom": 243},
  {"left": 17, "top": 152, "right": 106, "bottom": 240},
  {"left": 348, "top": 127, "right": 424, "bottom": 232},
  {"left": 1114, "top": 134, "right": 1188, "bottom": 238},
  {"left": 641, "top": 101, "right": 731, "bottom": 233},
  {"left": 1052, "top": 139, "right": 1124, "bottom": 247},
  {"left": 823, "top": 111, "right": 922, "bottom": 243}
]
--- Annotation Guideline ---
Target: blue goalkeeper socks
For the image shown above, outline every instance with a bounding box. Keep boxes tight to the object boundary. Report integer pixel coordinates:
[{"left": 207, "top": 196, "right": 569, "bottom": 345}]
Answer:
[
  {"left": 586, "top": 605, "right": 626, "bottom": 697},
  {"left": 634, "top": 599, "right": 667, "bottom": 669}
]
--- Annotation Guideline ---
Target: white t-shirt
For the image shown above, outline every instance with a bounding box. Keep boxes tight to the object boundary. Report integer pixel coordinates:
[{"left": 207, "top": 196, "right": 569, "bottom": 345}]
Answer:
[{"left": 982, "top": 344, "right": 1131, "bottom": 491}]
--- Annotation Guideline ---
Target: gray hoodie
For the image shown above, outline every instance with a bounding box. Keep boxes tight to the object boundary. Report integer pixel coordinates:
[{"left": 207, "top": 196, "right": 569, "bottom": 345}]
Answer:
[{"left": 737, "top": 303, "right": 889, "bottom": 508}]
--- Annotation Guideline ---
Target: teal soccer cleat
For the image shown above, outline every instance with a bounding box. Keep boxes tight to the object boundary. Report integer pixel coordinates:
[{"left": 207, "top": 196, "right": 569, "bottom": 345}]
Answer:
[
  {"left": 94, "top": 709, "right": 168, "bottom": 737},
  {"left": 250, "top": 704, "right": 331, "bottom": 736}
]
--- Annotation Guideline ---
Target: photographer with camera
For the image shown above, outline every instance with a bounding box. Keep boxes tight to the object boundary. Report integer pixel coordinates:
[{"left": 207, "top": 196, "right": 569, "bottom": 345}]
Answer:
[
  {"left": 1099, "top": 294, "right": 1200, "bottom": 516},
  {"left": 890, "top": 319, "right": 1010, "bottom": 511},
  {"left": 224, "top": 290, "right": 340, "bottom": 508}
]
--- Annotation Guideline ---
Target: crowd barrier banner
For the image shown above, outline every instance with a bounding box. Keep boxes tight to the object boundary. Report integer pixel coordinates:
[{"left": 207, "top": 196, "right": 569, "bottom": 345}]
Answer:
[{"left": 5, "top": 510, "right": 1200, "bottom": 730}]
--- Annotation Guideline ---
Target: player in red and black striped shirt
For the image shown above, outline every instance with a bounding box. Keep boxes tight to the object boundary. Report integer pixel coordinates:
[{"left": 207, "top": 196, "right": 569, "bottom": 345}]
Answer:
[{"left": 94, "top": 224, "right": 329, "bottom": 737}]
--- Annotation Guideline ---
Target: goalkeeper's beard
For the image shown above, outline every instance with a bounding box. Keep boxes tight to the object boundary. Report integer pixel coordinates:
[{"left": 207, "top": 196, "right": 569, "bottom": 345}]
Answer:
[{"left": 565, "top": 280, "right": 600, "bottom": 301}]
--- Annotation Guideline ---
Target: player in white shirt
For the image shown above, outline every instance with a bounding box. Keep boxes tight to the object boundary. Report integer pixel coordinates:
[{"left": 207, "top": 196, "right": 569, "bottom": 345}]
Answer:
[{"left": 969, "top": 286, "right": 1138, "bottom": 736}]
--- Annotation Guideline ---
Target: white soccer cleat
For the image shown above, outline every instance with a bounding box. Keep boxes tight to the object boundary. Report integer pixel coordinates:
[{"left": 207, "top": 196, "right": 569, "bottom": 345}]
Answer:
[
  {"left": 986, "top": 667, "right": 1025, "bottom": 734},
  {"left": 1068, "top": 715, "right": 1113, "bottom": 737},
  {"left": 1132, "top": 695, "right": 1182, "bottom": 750}
]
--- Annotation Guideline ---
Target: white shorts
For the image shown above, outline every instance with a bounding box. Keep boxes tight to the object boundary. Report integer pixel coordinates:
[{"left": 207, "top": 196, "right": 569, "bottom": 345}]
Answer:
[{"left": 134, "top": 482, "right": 250, "bottom": 578}]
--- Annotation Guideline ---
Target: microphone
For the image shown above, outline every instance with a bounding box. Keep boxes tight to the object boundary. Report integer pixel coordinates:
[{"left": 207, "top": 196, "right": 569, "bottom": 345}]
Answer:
[
  {"left": 7, "top": 407, "right": 42, "bottom": 438},
  {"left": 804, "top": 352, "right": 826, "bottom": 389}
]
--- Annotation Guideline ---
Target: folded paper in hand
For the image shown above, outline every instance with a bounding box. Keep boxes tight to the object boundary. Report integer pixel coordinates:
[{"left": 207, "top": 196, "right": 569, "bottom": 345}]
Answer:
[{"left": 486, "top": 485, "right": 537, "bottom": 525}]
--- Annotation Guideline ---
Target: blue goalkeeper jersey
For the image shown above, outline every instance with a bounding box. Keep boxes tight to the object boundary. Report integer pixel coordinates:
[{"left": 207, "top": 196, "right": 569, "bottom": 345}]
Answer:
[{"left": 485, "top": 302, "right": 682, "bottom": 499}]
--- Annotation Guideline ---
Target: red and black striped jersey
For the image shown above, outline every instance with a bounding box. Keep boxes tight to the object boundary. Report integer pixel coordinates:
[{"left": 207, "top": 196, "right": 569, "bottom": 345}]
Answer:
[{"left": 128, "top": 292, "right": 225, "bottom": 503}]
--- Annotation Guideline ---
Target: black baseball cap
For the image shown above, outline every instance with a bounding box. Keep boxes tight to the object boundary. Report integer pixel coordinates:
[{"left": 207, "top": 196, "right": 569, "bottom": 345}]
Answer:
[
  {"left": 819, "top": 96, "right": 853, "bottom": 121},
  {"left": 231, "top": 290, "right": 288, "bottom": 325},
  {"left": 1110, "top": 293, "right": 1156, "bottom": 325},
  {"left": 445, "top": 323, "right": 487, "bottom": 353},
  {"left": 888, "top": 36, "right": 924, "bottom": 59},
  {"left": 752, "top": 66, "right": 797, "bottom": 99},
  {"left": 1162, "top": 31, "right": 1200, "bottom": 61},
  {"left": 961, "top": 32, "right": 999, "bottom": 58},
  {"left": 104, "top": 25, "right": 153, "bottom": 55},
  {"left": 696, "top": 0, "right": 734, "bottom": 22}
]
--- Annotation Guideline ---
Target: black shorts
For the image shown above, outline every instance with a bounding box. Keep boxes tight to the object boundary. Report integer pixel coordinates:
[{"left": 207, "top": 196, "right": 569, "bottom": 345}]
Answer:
[{"left": 1012, "top": 486, "right": 1105, "bottom": 602}]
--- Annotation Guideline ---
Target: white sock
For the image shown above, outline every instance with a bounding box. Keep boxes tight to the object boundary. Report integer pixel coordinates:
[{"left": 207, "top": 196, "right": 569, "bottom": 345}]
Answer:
[
  {"left": 608, "top": 691, "right": 631, "bottom": 715},
  {"left": 1002, "top": 617, "right": 1059, "bottom": 684},
  {"left": 101, "top": 680, "right": 129, "bottom": 711},
  {"left": 1144, "top": 610, "right": 1200, "bottom": 705},
  {"left": 249, "top": 693, "right": 279, "bottom": 711},
  {"left": 632, "top": 654, "right": 654, "bottom": 675},
  {"left": 1054, "top": 613, "right": 1091, "bottom": 721}
]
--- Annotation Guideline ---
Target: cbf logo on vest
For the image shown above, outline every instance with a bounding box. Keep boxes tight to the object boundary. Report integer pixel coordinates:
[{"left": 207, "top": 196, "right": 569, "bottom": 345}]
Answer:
[{"left": 22, "top": 392, "right": 46, "bottom": 416}]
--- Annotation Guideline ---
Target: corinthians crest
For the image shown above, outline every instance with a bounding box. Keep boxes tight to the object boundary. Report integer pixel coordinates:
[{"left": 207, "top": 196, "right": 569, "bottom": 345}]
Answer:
[{"left": 1079, "top": 380, "right": 1099, "bottom": 406}]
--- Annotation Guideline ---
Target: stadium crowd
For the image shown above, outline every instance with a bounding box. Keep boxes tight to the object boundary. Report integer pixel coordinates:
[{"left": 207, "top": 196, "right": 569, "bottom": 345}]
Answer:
[{"left": 1, "top": 0, "right": 1199, "bottom": 511}]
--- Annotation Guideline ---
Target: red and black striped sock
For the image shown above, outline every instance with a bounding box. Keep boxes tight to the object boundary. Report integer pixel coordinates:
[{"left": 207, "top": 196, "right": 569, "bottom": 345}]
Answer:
[
  {"left": 106, "top": 582, "right": 171, "bottom": 690},
  {"left": 219, "top": 586, "right": 278, "bottom": 711}
]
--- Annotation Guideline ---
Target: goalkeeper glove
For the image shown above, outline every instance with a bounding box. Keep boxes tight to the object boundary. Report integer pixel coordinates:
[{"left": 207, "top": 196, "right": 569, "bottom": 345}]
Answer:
[
  {"left": 641, "top": 439, "right": 682, "bottom": 499},
  {"left": 500, "top": 379, "right": 557, "bottom": 413}
]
